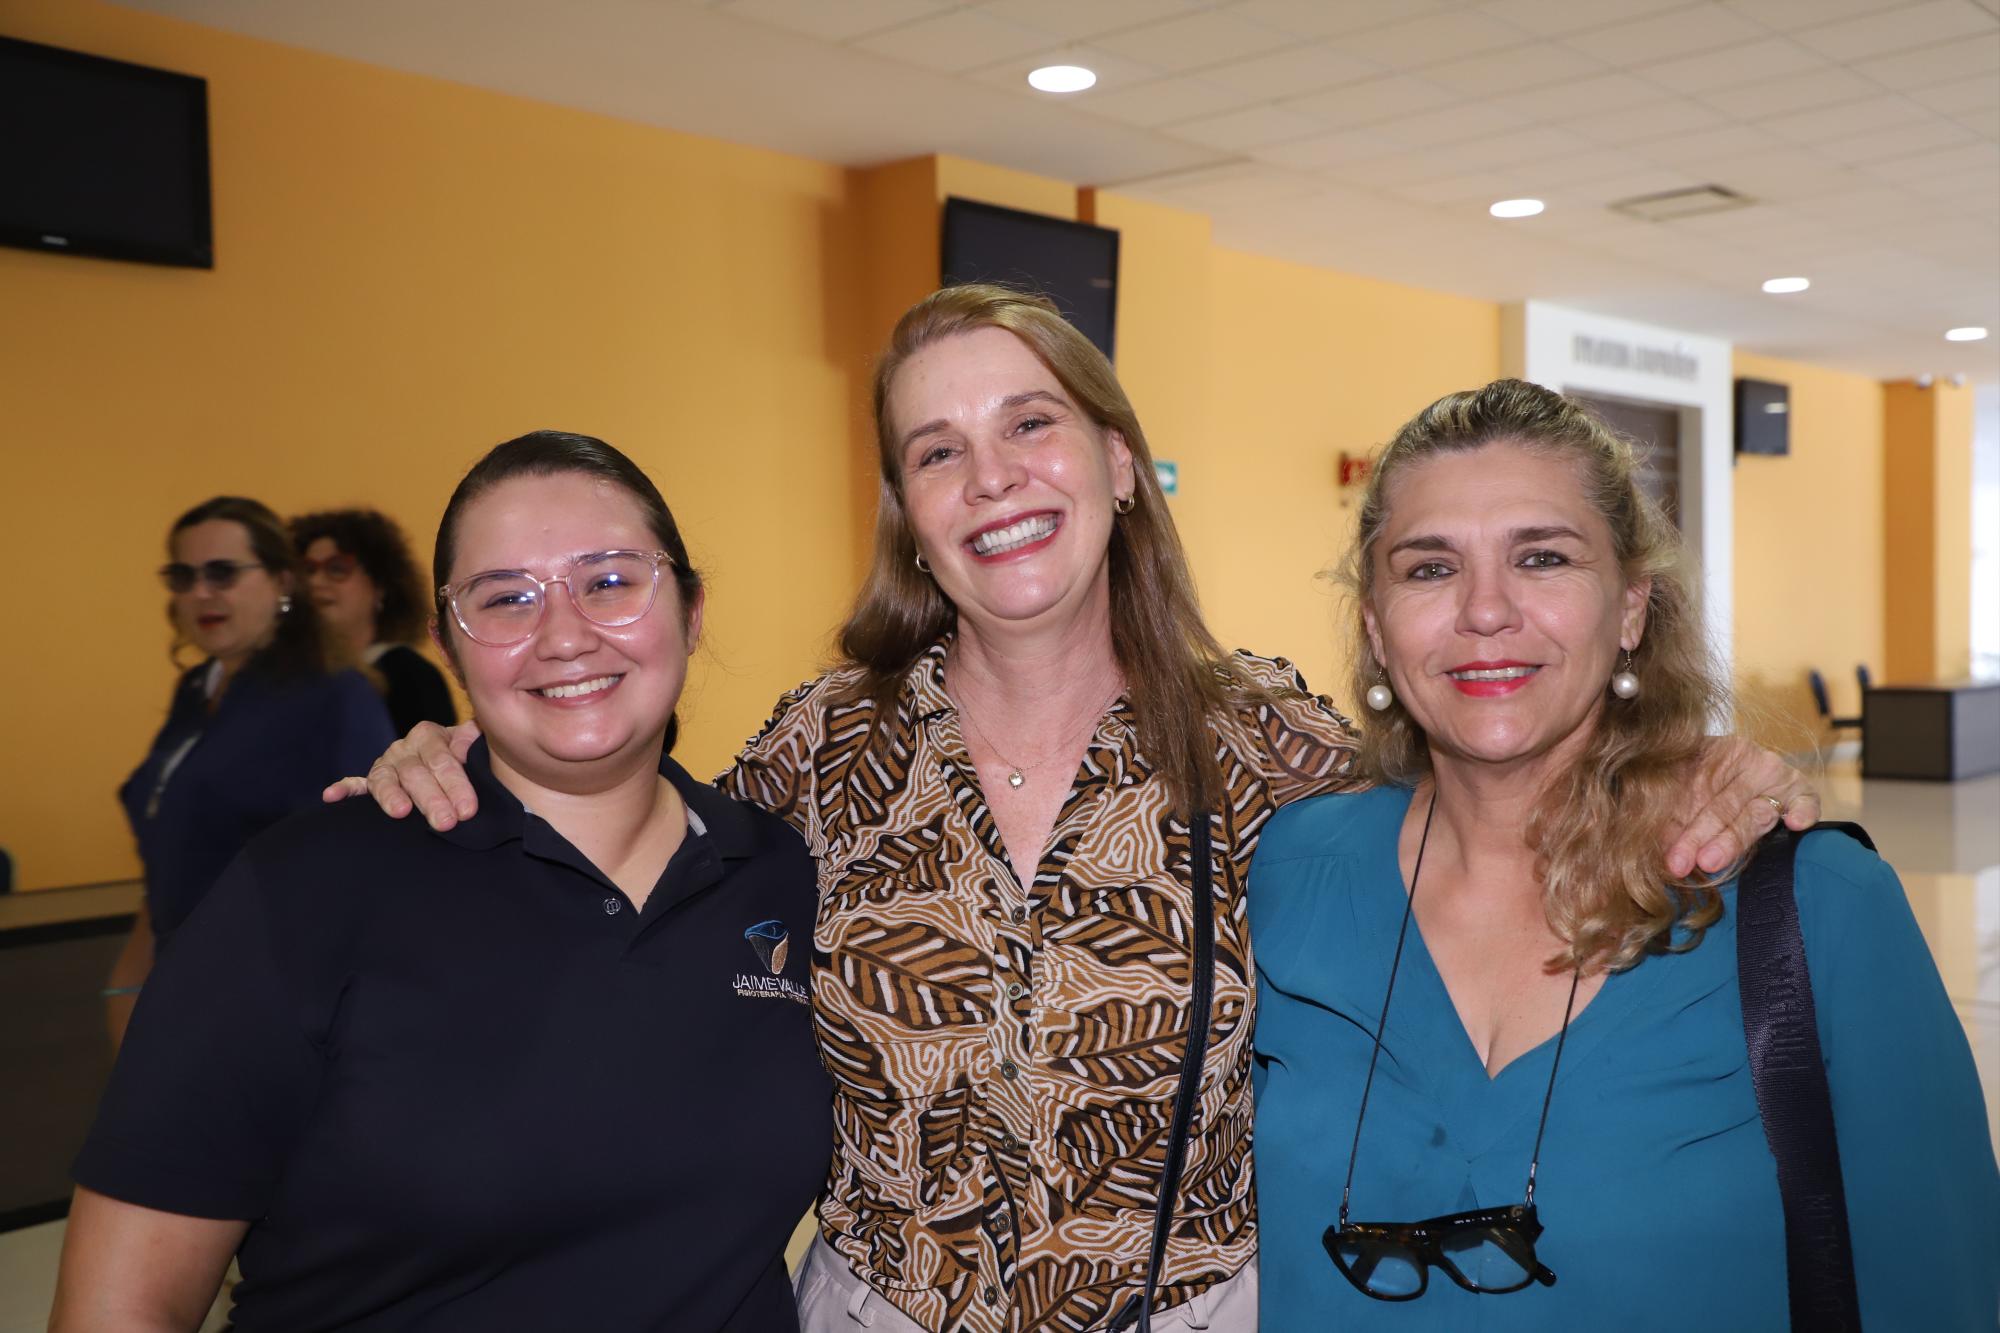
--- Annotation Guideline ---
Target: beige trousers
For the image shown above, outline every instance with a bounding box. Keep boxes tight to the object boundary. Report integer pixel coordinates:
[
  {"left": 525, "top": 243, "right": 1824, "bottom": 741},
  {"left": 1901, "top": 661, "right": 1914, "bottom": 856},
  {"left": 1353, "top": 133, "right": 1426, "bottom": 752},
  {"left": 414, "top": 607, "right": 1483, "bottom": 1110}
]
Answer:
[{"left": 793, "top": 1235, "right": 1259, "bottom": 1332}]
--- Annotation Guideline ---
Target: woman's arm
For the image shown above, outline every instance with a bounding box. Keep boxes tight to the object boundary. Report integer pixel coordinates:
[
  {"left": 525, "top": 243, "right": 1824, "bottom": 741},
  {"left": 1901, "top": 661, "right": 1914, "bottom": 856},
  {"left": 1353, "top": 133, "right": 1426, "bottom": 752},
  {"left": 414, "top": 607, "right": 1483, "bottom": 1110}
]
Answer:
[
  {"left": 49, "top": 1187, "right": 243, "bottom": 1333},
  {"left": 101, "top": 902, "right": 152, "bottom": 1051}
]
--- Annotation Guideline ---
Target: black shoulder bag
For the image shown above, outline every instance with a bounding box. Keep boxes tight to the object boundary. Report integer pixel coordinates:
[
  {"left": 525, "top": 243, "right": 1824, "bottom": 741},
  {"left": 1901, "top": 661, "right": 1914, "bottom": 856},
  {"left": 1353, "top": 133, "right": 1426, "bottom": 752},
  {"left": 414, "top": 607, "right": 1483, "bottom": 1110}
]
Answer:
[
  {"left": 1111, "top": 813, "right": 1217, "bottom": 1332},
  {"left": 1737, "top": 821, "right": 1873, "bottom": 1332}
]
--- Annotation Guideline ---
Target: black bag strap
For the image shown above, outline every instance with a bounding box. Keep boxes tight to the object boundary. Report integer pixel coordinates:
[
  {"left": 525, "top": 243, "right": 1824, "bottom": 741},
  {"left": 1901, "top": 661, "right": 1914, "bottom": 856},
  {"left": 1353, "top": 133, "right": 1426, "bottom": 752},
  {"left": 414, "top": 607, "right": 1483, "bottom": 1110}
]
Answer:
[
  {"left": 1111, "top": 813, "right": 1216, "bottom": 1332},
  {"left": 1737, "top": 821, "right": 1873, "bottom": 1332}
]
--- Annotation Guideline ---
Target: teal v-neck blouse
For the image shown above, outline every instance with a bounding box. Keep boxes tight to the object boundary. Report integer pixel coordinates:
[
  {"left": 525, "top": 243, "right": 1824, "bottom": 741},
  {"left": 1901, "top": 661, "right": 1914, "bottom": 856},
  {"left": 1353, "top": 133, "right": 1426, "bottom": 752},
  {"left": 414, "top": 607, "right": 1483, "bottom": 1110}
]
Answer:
[{"left": 1251, "top": 785, "right": 1998, "bottom": 1331}]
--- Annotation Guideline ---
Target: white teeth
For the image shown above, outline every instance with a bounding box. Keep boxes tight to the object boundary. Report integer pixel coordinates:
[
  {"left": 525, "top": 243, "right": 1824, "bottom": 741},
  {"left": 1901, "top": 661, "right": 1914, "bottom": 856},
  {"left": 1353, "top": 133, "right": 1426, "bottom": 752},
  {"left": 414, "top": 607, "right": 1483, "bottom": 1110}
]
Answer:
[
  {"left": 1450, "top": 667, "right": 1537, "bottom": 681},
  {"left": 971, "top": 514, "right": 1058, "bottom": 555},
  {"left": 537, "top": 675, "right": 618, "bottom": 699}
]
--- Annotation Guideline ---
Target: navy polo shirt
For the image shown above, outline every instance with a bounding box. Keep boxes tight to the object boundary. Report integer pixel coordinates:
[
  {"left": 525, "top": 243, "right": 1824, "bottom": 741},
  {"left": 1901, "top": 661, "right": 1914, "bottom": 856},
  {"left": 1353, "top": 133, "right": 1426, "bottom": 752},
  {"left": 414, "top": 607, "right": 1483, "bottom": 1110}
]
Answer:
[{"left": 77, "top": 739, "right": 831, "bottom": 1332}]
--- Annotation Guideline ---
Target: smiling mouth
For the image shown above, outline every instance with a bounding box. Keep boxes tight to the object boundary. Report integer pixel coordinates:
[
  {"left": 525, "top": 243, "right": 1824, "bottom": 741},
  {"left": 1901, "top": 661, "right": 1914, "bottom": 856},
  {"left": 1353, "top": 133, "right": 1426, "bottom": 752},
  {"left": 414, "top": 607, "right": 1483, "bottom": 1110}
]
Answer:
[
  {"left": 969, "top": 513, "right": 1059, "bottom": 557},
  {"left": 533, "top": 674, "right": 621, "bottom": 699},
  {"left": 1448, "top": 666, "right": 1539, "bottom": 682}
]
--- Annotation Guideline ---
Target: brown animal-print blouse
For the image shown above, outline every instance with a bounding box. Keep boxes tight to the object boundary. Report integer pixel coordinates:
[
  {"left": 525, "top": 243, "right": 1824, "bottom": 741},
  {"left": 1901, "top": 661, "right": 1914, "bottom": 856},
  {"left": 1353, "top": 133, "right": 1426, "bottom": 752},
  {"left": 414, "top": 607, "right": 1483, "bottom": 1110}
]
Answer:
[{"left": 720, "top": 641, "right": 1361, "bottom": 1332}]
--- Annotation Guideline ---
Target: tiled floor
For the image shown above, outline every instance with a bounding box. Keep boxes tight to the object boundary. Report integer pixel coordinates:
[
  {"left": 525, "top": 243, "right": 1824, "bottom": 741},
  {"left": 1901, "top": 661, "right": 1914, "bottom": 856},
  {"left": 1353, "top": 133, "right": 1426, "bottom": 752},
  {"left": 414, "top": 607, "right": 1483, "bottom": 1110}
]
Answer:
[{"left": 3, "top": 765, "right": 1993, "bottom": 1331}]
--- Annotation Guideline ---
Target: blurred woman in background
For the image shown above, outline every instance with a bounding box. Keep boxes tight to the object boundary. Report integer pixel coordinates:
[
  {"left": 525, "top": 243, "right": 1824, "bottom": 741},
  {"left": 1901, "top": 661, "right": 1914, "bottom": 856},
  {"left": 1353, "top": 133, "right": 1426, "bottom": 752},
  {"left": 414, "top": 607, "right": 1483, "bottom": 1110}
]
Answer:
[
  {"left": 293, "top": 507, "right": 457, "bottom": 733},
  {"left": 103, "top": 496, "right": 393, "bottom": 1045}
]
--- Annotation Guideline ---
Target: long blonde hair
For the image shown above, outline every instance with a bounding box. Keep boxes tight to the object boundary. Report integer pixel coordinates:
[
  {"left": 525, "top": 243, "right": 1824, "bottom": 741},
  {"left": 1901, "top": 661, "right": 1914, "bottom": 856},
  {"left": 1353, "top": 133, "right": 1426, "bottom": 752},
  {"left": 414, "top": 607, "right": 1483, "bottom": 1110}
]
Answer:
[
  {"left": 1344, "top": 379, "right": 1729, "bottom": 972},
  {"left": 838, "top": 284, "right": 1236, "bottom": 817}
]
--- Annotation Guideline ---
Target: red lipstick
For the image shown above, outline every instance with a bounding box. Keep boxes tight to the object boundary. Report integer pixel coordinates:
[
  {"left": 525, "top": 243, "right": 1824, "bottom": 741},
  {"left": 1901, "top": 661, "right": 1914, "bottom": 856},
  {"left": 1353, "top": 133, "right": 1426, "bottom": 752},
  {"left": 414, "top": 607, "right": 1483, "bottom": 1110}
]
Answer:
[{"left": 1445, "top": 660, "right": 1539, "bottom": 698}]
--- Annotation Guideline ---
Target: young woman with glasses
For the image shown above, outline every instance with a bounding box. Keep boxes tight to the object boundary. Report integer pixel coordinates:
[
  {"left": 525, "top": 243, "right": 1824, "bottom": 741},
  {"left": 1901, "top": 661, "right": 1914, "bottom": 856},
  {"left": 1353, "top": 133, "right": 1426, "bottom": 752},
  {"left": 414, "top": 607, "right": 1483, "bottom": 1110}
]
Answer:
[
  {"left": 100, "top": 497, "right": 395, "bottom": 1048},
  {"left": 55, "top": 435, "right": 830, "bottom": 1330},
  {"left": 1250, "top": 380, "right": 1999, "bottom": 1328},
  {"left": 292, "top": 507, "right": 458, "bottom": 734},
  {"left": 336, "top": 290, "right": 1827, "bottom": 1333}
]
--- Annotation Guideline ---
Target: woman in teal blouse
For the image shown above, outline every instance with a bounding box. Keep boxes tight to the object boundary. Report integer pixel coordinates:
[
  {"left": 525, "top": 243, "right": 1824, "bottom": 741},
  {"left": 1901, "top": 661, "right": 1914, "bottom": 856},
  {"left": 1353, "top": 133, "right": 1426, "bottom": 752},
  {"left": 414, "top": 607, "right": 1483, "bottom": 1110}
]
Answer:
[{"left": 1251, "top": 380, "right": 1998, "bottom": 1329}]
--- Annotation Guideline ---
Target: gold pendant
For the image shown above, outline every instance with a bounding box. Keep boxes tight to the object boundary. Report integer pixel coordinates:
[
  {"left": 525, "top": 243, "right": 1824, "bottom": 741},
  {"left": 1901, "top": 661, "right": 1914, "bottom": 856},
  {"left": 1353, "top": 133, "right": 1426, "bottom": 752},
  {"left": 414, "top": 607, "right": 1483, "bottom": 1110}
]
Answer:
[{"left": 1007, "top": 770, "right": 1025, "bottom": 788}]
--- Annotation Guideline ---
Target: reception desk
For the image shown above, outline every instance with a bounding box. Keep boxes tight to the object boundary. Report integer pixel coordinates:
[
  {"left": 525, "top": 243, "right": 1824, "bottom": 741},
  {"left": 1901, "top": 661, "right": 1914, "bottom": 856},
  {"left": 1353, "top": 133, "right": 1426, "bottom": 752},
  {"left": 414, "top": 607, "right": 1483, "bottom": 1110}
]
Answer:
[{"left": 1862, "top": 681, "right": 2000, "bottom": 781}]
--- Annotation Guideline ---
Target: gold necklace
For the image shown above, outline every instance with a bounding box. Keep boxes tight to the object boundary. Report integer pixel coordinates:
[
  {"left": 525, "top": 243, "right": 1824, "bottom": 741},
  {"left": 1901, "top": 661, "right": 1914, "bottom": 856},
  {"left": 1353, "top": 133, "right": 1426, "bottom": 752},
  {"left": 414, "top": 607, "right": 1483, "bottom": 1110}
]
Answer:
[{"left": 953, "top": 682, "right": 1121, "bottom": 789}]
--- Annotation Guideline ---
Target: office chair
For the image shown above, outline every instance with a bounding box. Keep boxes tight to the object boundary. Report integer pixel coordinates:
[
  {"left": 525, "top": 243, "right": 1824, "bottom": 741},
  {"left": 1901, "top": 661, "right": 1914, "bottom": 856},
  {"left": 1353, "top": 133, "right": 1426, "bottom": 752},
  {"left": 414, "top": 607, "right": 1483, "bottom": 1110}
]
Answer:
[{"left": 1808, "top": 669, "right": 1862, "bottom": 732}]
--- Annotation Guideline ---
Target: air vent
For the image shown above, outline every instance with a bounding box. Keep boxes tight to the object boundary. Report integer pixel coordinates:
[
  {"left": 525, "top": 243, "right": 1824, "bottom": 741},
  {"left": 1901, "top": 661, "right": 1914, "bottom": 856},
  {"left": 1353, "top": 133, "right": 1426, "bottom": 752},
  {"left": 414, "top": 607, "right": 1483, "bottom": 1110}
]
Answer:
[{"left": 1610, "top": 184, "right": 1753, "bottom": 222}]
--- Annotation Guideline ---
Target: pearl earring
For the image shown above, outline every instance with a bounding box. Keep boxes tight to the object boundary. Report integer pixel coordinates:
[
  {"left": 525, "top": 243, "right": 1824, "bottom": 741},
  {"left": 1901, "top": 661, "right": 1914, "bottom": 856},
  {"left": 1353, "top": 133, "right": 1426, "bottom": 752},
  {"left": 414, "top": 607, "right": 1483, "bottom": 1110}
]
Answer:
[
  {"left": 1365, "top": 671, "right": 1394, "bottom": 712},
  {"left": 278, "top": 594, "right": 293, "bottom": 615},
  {"left": 1611, "top": 649, "right": 1640, "bottom": 700}
]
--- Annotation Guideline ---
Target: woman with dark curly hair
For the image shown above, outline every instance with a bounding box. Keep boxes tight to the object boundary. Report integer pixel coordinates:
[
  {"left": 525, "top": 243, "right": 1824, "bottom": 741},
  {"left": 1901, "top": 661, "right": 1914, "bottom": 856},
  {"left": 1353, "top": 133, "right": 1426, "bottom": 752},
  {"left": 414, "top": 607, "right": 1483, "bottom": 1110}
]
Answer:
[{"left": 292, "top": 508, "right": 457, "bottom": 733}]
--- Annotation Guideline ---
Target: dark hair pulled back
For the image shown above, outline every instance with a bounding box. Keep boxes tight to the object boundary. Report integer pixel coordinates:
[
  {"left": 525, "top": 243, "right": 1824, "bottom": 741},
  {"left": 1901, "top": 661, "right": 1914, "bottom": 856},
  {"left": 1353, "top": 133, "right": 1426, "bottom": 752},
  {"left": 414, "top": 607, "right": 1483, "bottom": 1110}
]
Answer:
[{"left": 169, "top": 496, "right": 328, "bottom": 680}]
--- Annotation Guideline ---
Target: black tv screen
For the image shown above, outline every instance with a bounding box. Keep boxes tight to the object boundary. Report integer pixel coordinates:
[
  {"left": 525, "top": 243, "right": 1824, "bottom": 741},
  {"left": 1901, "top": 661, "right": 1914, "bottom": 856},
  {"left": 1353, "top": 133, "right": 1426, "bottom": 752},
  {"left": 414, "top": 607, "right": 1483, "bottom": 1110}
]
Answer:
[
  {"left": 0, "top": 35, "right": 212, "bottom": 268},
  {"left": 942, "top": 198, "right": 1118, "bottom": 360},
  {"left": 1734, "top": 377, "right": 1790, "bottom": 456}
]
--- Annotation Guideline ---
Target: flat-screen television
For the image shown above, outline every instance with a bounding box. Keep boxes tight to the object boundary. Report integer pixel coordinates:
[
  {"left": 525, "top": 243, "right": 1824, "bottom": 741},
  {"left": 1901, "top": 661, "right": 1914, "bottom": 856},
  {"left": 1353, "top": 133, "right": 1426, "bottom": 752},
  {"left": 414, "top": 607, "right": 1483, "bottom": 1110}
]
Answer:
[
  {"left": 0, "top": 35, "right": 212, "bottom": 268},
  {"left": 942, "top": 197, "right": 1118, "bottom": 360},
  {"left": 1734, "top": 377, "right": 1790, "bottom": 456}
]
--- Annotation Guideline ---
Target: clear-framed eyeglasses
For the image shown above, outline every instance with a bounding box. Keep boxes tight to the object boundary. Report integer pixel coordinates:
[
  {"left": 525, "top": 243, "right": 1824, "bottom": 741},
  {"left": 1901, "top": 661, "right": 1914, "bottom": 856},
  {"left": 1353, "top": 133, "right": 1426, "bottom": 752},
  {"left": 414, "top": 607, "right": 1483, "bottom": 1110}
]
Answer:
[{"left": 439, "top": 549, "right": 673, "bottom": 647}]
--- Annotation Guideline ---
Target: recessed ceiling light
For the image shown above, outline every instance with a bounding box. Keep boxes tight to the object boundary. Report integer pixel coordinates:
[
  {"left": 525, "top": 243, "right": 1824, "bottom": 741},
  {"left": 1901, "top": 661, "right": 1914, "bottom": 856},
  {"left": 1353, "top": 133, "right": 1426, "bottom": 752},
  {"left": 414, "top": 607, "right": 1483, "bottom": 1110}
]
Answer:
[
  {"left": 1944, "top": 326, "right": 1989, "bottom": 342},
  {"left": 1027, "top": 64, "right": 1096, "bottom": 93},
  {"left": 1489, "top": 198, "right": 1544, "bottom": 219},
  {"left": 1762, "top": 276, "right": 1810, "bottom": 294}
]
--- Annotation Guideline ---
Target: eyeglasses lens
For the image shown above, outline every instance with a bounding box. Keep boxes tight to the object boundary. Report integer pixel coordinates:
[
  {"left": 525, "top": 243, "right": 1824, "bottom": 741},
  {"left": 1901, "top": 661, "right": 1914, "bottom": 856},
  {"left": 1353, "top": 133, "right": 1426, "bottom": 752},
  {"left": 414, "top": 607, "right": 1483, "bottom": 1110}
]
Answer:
[
  {"left": 1438, "top": 1226, "right": 1537, "bottom": 1292},
  {"left": 161, "top": 561, "right": 249, "bottom": 593},
  {"left": 456, "top": 552, "right": 658, "bottom": 645},
  {"left": 1331, "top": 1234, "right": 1426, "bottom": 1299}
]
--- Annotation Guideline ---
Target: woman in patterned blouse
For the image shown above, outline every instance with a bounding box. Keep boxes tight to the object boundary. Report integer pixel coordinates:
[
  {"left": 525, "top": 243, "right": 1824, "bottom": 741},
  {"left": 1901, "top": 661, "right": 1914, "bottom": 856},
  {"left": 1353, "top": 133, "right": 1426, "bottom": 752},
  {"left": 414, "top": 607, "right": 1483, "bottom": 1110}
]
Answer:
[{"left": 342, "top": 285, "right": 1818, "bottom": 1333}]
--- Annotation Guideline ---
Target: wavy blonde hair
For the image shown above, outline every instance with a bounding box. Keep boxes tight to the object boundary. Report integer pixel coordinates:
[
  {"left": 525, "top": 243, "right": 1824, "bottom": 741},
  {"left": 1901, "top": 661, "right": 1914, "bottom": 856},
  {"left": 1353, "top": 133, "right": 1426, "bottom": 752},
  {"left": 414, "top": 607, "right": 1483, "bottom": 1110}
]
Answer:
[
  {"left": 1344, "top": 379, "right": 1730, "bottom": 973},
  {"left": 838, "top": 284, "right": 1239, "bottom": 817}
]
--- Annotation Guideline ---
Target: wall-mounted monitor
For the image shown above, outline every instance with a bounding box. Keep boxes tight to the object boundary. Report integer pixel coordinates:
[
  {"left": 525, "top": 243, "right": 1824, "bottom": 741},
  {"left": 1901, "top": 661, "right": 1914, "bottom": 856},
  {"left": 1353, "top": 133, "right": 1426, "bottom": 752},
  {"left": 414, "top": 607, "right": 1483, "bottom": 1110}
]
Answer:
[
  {"left": 0, "top": 35, "right": 212, "bottom": 268},
  {"left": 942, "top": 197, "right": 1118, "bottom": 360},
  {"left": 1734, "top": 377, "right": 1790, "bottom": 456}
]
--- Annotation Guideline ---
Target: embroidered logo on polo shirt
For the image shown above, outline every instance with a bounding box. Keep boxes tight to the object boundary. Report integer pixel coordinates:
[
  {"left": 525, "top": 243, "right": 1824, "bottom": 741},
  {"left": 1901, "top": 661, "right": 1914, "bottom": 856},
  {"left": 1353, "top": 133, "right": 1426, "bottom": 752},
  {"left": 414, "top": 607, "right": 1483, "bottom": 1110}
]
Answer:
[{"left": 736, "top": 920, "right": 808, "bottom": 1004}]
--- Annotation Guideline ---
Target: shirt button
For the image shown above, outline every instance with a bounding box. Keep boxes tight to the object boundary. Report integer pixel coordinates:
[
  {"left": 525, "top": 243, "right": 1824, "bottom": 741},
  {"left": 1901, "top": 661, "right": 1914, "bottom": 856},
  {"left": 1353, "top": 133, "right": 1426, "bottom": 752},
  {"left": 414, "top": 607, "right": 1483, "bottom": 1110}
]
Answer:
[
  {"left": 982, "top": 1287, "right": 999, "bottom": 1306},
  {"left": 603, "top": 898, "right": 622, "bottom": 915},
  {"left": 1007, "top": 982, "right": 1027, "bottom": 1001},
  {"left": 1001, "top": 1131, "right": 1021, "bottom": 1150},
  {"left": 1000, "top": 1059, "right": 1020, "bottom": 1080},
  {"left": 1012, "top": 906, "right": 1028, "bottom": 924}
]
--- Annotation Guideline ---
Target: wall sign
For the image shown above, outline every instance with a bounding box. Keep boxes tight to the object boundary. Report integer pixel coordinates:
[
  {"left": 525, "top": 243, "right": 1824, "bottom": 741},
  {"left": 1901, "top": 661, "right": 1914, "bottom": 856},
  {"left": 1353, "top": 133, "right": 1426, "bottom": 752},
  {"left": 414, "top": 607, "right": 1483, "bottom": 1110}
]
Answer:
[{"left": 1154, "top": 460, "right": 1179, "bottom": 496}]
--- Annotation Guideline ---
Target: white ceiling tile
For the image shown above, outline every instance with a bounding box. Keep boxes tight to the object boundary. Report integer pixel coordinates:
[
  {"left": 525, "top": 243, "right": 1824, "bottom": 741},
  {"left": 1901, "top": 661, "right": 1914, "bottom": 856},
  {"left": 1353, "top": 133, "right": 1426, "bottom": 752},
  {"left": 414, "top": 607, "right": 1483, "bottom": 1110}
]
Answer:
[
  {"left": 1759, "top": 93, "right": 1933, "bottom": 143},
  {"left": 1199, "top": 42, "right": 1384, "bottom": 101},
  {"left": 1335, "top": 11, "right": 1535, "bottom": 69},
  {"left": 1420, "top": 39, "right": 1608, "bottom": 97},
  {"left": 975, "top": 0, "right": 1207, "bottom": 42},
  {"left": 1864, "top": 138, "right": 2000, "bottom": 179},
  {"left": 1477, "top": 0, "right": 1692, "bottom": 39},
  {"left": 1640, "top": 37, "right": 1826, "bottom": 95},
  {"left": 1852, "top": 32, "right": 2000, "bottom": 90},
  {"left": 1486, "top": 72, "right": 1664, "bottom": 122},
  {"left": 1953, "top": 108, "right": 2000, "bottom": 136},
  {"left": 1557, "top": 96, "right": 1730, "bottom": 144},
  {"left": 1901, "top": 169, "right": 2000, "bottom": 203},
  {"left": 1791, "top": 185, "right": 1937, "bottom": 225},
  {"left": 1641, "top": 122, "right": 1790, "bottom": 164},
  {"left": 1700, "top": 65, "right": 1879, "bottom": 118},
  {"left": 1092, "top": 8, "right": 1297, "bottom": 71},
  {"left": 1909, "top": 72, "right": 2000, "bottom": 116},
  {"left": 1167, "top": 102, "right": 1327, "bottom": 150},
  {"left": 1790, "top": 0, "right": 1996, "bottom": 62},
  {"left": 852, "top": 8, "right": 1057, "bottom": 71},
  {"left": 1376, "top": 170, "right": 1517, "bottom": 206},
  {"left": 1565, "top": 4, "right": 1767, "bottom": 65},
  {"left": 1383, "top": 100, "right": 1534, "bottom": 146},
  {"left": 1282, "top": 73, "right": 1463, "bottom": 127},
  {"left": 1250, "top": 126, "right": 1407, "bottom": 169},
  {"left": 1232, "top": 0, "right": 1463, "bottom": 40},
  {"left": 1511, "top": 147, "right": 1655, "bottom": 185},
  {"left": 1699, "top": 147, "right": 1862, "bottom": 196},
  {"left": 718, "top": 0, "right": 958, "bottom": 43},
  {"left": 1076, "top": 74, "right": 1258, "bottom": 127},
  {"left": 1723, "top": 0, "right": 1936, "bottom": 33},
  {"left": 1816, "top": 117, "right": 1975, "bottom": 164}
]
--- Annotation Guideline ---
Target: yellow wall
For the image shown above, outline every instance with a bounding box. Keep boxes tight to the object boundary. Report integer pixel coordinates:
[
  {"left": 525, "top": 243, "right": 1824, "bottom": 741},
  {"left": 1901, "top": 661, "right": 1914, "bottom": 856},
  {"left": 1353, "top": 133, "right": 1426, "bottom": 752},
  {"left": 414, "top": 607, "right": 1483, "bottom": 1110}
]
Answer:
[
  {"left": 1884, "top": 380, "right": 1977, "bottom": 683},
  {"left": 0, "top": 0, "right": 873, "bottom": 889},
  {"left": 1731, "top": 352, "right": 1885, "bottom": 747}
]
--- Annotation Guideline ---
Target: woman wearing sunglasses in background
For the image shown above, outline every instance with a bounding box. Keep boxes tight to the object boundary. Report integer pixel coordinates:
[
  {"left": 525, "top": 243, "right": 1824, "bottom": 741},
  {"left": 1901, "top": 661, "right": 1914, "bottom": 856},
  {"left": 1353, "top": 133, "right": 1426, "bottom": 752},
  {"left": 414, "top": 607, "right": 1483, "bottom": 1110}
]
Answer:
[
  {"left": 1250, "top": 381, "right": 1999, "bottom": 1329},
  {"left": 56, "top": 436, "right": 828, "bottom": 1330},
  {"left": 293, "top": 507, "right": 458, "bottom": 734},
  {"left": 101, "top": 497, "right": 394, "bottom": 1047}
]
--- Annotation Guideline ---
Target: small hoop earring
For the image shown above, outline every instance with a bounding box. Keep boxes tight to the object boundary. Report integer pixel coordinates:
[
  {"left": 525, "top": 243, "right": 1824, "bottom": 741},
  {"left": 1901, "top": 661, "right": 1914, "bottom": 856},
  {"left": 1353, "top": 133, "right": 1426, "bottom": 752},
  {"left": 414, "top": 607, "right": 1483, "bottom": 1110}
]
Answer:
[
  {"left": 278, "top": 595, "right": 293, "bottom": 615},
  {"left": 1611, "top": 649, "right": 1640, "bottom": 700},
  {"left": 1114, "top": 494, "right": 1136, "bottom": 515},
  {"left": 1365, "top": 670, "right": 1394, "bottom": 712},
  {"left": 914, "top": 553, "right": 931, "bottom": 575}
]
